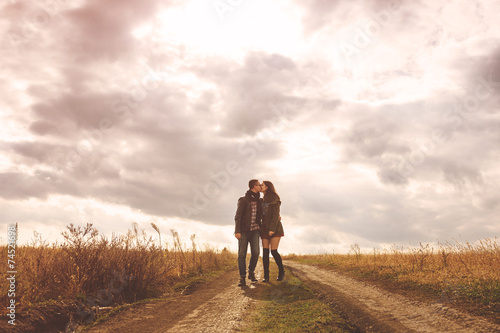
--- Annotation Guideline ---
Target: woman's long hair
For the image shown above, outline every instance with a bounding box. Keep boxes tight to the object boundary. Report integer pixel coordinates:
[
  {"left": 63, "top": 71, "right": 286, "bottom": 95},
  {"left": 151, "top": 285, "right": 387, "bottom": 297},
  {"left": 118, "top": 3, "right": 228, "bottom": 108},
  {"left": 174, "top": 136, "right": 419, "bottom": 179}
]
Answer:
[{"left": 263, "top": 181, "right": 280, "bottom": 201}]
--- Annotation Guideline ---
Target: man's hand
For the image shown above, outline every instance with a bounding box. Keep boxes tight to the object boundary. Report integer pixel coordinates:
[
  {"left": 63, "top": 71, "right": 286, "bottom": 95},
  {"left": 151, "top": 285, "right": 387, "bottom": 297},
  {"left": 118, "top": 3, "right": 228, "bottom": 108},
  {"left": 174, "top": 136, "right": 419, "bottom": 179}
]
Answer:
[{"left": 235, "top": 233, "right": 241, "bottom": 240}]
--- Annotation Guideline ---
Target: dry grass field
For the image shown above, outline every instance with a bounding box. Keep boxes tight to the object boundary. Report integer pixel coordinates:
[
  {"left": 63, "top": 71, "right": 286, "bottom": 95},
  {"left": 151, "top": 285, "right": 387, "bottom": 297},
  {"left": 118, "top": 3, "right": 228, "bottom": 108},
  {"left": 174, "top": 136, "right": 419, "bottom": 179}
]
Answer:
[
  {"left": 0, "top": 223, "right": 236, "bottom": 317},
  {"left": 2, "top": 224, "right": 498, "bottom": 330},
  {"left": 286, "top": 238, "right": 500, "bottom": 323}
]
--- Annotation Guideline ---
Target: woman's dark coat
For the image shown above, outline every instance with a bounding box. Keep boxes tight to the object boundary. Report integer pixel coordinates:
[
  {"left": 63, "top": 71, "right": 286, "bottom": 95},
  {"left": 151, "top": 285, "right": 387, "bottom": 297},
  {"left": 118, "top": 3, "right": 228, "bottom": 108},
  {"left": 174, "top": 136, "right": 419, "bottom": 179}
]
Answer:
[{"left": 261, "top": 192, "right": 284, "bottom": 236}]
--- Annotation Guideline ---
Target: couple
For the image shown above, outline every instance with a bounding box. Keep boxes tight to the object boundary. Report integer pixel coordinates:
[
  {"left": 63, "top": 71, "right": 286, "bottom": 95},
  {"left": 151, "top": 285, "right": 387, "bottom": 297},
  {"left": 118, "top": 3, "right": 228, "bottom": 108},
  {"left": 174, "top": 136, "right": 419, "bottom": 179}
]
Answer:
[{"left": 234, "top": 179, "right": 285, "bottom": 287}]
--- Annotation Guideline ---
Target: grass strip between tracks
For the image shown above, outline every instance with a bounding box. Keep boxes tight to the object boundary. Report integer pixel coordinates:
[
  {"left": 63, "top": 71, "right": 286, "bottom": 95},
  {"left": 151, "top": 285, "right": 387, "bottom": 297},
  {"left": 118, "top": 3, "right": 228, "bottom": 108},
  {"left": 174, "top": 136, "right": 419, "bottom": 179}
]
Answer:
[{"left": 243, "top": 265, "right": 353, "bottom": 333}]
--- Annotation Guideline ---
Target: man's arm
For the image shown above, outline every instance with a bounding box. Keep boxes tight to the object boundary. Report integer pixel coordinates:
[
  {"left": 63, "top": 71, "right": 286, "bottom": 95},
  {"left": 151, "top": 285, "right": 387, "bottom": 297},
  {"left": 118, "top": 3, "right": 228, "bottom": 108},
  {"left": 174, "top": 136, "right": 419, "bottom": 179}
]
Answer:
[{"left": 234, "top": 197, "right": 245, "bottom": 238}]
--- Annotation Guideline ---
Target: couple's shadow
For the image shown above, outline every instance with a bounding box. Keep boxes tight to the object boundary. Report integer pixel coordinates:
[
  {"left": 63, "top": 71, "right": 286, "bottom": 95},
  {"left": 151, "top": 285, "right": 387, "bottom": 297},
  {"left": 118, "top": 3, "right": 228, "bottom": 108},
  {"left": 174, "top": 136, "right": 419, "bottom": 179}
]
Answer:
[
  {"left": 240, "top": 279, "right": 271, "bottom": 301},
  {"left": 239, "top": 270, "right": 291, "bottom": 303}
]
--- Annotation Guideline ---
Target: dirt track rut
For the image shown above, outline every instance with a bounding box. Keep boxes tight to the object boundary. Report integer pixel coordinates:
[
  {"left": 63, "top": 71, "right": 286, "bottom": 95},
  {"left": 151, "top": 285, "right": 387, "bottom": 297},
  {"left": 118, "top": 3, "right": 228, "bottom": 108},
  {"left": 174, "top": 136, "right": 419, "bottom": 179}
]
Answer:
[
  {"left": 165, "top": 277, "right": 255, "bottom": 332},
  {"left": 285, "top": 261, "right": 500, "bottom": 333},
  {"left": 85, "top": 261, "right": 500, "bottom": 333},
  {"left": 84, "top": 268, "right": 256, "bottom": 333}
]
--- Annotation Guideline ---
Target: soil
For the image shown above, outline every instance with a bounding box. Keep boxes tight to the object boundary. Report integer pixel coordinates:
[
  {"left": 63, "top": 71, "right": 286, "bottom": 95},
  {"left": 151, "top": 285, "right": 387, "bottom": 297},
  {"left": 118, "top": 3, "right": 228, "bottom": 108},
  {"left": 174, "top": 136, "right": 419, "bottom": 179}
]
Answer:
[
  {"left": 0, "top": 302, "right": 78, "bottom": 333},
  {"left": 4, "top": 262, "right": 499, "bottom": 332},
  {"left": 82, "top": 268, "right": 258, "bottom": 333},
  {"left": 285, "top": 261, "right": 500, "bottom": 333}
]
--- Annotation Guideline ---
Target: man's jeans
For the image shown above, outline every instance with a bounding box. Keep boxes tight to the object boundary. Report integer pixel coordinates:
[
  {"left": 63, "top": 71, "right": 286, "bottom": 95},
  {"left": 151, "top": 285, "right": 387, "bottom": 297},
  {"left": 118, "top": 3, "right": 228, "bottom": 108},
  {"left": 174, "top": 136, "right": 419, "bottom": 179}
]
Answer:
[{"left": 237, "top": 230, "right": 260, "bottom": 278}]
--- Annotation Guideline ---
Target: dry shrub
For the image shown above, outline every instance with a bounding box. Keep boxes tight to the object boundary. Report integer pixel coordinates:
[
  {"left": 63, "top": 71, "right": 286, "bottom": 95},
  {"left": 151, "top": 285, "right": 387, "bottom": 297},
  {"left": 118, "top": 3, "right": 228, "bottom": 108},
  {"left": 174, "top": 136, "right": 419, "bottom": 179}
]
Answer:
[
  {"left": 0, "top": 223, "right": 236, "bottom": 314},
  {"left": 287, "top": 238, "right": 500, "bottom": 311}
]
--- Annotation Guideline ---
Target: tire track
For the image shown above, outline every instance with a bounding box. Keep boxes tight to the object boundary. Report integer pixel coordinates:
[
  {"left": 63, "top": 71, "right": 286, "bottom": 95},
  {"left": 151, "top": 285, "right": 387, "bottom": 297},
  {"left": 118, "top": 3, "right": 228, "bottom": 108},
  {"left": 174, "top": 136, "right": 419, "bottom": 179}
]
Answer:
[
  {"left": 166, "top": 279, "right": 256, "bottom": 332},
  {"left": 286, "top": 261, "right": 500, "bottom": 333},
  {"left": 84, "top": 268, "right": 260, "bottom": 333}
]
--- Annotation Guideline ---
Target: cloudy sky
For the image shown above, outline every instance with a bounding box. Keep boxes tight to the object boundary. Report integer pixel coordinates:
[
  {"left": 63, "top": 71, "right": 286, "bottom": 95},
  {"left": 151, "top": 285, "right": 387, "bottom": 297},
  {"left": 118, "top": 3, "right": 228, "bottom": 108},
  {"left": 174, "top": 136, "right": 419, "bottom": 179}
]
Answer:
[{"left": 1, "top": 0, "right": 499, "bottom": 254}]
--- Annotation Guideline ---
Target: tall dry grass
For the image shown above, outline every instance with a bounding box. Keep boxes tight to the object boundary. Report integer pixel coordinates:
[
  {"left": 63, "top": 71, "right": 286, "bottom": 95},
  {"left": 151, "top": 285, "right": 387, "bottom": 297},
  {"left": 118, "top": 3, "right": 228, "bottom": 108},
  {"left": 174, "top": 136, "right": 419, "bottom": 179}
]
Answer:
[
  {"left": 0, "top": 223, "right": 236, "bottom": 314},
  {"left": 287, "top": 238, "right": 500, "bottom": 316}
]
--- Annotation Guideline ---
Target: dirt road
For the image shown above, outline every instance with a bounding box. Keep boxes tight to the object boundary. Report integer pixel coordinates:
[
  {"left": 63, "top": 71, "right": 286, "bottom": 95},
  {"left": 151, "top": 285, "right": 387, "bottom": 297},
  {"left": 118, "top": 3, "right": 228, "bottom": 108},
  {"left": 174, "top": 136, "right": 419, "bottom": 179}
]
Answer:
[
  {"left": 83, "top": 268, "right": 258, "bottom": 333},
  {"left": 83, "top": 261, "right": 500, "bottom": 332},
  {"left": 286, "top": 261, "right": 500, "bottom": 333}
]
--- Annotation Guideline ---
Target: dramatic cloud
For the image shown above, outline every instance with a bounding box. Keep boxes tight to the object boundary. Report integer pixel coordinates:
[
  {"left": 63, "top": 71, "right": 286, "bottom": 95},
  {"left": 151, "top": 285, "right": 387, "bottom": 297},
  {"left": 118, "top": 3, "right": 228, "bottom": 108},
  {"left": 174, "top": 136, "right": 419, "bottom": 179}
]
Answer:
[{"left": 1, "top": 0, "right": 499, "bottom": 253}]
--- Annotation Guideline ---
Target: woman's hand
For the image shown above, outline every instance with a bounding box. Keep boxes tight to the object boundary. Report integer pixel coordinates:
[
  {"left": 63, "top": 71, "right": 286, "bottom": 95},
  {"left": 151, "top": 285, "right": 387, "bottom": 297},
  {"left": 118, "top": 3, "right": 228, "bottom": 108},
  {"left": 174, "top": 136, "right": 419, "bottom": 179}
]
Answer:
[{"left": 268, "top": 231, "right": 275, "bottom": 236}]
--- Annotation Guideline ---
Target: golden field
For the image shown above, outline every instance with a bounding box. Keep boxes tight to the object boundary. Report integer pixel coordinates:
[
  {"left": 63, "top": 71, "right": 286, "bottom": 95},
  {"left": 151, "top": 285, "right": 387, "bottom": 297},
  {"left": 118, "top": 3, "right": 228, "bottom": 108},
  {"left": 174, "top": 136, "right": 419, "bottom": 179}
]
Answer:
[
  {"left": 0, "top": 223, "right": 236, "bottom": 315},
  {"left": 286, "top": 238, "right": 500, "bottom": 322}
]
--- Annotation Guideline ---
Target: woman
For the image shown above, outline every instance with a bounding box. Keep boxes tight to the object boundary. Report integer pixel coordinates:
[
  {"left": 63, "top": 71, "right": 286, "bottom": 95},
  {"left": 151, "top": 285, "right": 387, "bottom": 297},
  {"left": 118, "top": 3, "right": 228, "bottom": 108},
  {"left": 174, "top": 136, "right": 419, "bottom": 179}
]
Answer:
[{"left": 260, "top": 180, "right": 285, "bottom": 282}]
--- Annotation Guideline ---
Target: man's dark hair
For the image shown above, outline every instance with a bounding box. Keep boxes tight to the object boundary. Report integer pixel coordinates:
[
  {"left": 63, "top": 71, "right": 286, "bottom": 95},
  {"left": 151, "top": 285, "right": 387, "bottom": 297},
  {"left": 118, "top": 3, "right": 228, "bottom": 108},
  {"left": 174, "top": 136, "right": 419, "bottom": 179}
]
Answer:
[{"left": 249, "top": 179, "right": 259, "bottom": 189}]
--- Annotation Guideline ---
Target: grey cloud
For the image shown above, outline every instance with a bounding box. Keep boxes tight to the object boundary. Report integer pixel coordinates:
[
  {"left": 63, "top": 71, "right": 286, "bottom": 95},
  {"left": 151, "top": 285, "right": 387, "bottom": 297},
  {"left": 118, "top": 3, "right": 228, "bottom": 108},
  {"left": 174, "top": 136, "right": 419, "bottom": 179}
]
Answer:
[
  {"left": 31, "top": 93, "right": 116, "bottom": 132},
  {"left": 0, "top": 173, "right": 50, "bottom": 200},
  {"left": 296, "top": 0, "right": 411, "bottom": 36},
  {"left": 467, "top": 46, "right": 500, "bottom": 110},
  {"left": 441, "top": 163, "right": 484, "bottom": 189},
  {"left": 6, "top": 141, "right": 85, "bottom": 176},
  {"left": 64, "top": 0, "right": 163, "bottom": 61},
  {"left": 480, "top": 191, "right": 500, "bottom": 211},
  {"left": 190, "top": 52, "right": 305, "bottom": 136},
  {"left": 29, "top": 121, "right": 60, "bottom": 136},
  {"left": 254, "top": 53, "right": 296, "bottom": 71},
  {"left": 343, "top": 114, "right": 408, "bottom": 159},
  {"left": 298, "top": 226, "right": 343, "bottom": 245},
  {"left": 335, "top": 86, "right": 498, "bottom": 187},
  {"left": 327, "top": 104, "right": 413, "bottom": 185},
  {"left": 0, "top": 171, "right": 81, "bottom": 200},
  {"left": 2, "top": 0, "right": 499, "bottom": 251},
  {"left": 4, "top": 52, "right": 291, "bottom": 223},
  {"left": 285, "top": 179, "right": 430, "bottom": 244},
  {"left": 297, "top": 184, "right": 355, "bottom": 218},
  {"left": 8, "top": 141, "right": 65, "bottom": 165},
  {"left": 295, "top": 0, "right": 342, "bottom": 35},
  {"left": 377, "top": 168, "right": 409, "bottom": 185}
]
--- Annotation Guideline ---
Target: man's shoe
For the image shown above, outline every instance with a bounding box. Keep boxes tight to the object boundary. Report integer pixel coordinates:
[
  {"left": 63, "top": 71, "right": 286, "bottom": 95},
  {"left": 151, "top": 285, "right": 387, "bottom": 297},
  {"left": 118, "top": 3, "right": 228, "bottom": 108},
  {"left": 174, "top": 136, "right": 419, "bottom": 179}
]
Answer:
[
  {"left": 248, "top": 272, "right": 258, "bottom": 282},
  {"left": 238, "top": 278, "right": 246, "bottom": 286},
  {"left": 262, "top": 278, "right": 269, "bottom": 283},
  {"left": 277, "top": 270, "right": 285, "bottom": 281}
]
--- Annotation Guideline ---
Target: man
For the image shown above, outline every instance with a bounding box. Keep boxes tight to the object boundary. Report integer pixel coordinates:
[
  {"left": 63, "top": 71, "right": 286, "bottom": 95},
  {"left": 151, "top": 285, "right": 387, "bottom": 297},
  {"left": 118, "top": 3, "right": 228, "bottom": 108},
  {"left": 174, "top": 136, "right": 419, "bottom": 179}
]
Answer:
[{"left": 234, "top": 179, "right": 262, "bottom": 286}]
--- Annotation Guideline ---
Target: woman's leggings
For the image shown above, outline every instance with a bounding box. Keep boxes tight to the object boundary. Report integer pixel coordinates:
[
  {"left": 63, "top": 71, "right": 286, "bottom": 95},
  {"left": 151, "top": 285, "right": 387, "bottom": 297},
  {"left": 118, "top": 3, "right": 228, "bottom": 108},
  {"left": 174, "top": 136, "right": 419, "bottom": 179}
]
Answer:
[
  {"left": 271, "top": 249, "right": 283, "bottom": 271},
  {"left": 262, "top": 248, "right": 270, "bottom": 277}
]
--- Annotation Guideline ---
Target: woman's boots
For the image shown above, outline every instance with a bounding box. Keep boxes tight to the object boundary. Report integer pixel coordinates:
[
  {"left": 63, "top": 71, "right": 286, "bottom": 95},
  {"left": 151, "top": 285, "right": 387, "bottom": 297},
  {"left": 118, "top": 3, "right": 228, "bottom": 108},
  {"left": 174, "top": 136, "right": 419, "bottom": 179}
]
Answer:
[
  {"left": 262, "top": 248, "right": 285, "bottom": 282},
  {"left": 277, "top": 269, "right": 285, "bottom": 281},
  {"left": 271, "top": 249, "right": 285, "bottom": 281},
  {"left": 262, "top": 248, "right": 270, "bottom": 282}
]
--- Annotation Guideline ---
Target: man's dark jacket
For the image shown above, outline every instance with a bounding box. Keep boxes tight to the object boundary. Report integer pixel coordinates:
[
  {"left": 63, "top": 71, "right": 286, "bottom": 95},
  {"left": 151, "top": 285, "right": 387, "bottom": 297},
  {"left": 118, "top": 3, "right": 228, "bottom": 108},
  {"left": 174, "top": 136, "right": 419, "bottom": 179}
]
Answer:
[{"left": 234, "top": 190, "right": 262, "bottom": 234}]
